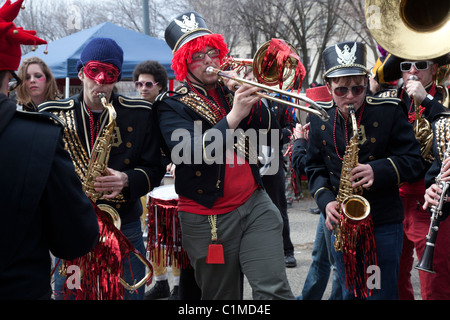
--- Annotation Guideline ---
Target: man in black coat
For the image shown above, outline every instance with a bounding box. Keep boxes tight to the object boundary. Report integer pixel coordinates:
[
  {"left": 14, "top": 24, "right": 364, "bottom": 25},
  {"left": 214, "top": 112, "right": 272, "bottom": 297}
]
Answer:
[{"left": 0, "top": 0, "right": 99, "bottom": 300}]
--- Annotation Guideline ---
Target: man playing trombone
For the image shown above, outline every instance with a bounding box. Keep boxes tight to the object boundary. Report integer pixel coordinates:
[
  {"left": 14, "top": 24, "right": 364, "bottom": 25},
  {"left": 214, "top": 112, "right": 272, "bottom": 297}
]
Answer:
[{"left": 155, "top": 11, "right": 294, "bottom": 300}]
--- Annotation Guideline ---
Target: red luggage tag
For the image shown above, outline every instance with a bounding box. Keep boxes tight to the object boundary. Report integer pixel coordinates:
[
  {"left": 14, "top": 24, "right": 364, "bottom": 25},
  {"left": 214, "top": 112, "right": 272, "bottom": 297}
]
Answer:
[{"left": 206, "top": 215, "right": 225, "bottom": 264}]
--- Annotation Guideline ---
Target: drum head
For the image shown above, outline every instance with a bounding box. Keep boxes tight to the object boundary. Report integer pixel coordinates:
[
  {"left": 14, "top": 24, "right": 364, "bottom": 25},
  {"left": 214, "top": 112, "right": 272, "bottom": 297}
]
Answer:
[{"left": 150, "top": 184, "right": 178, "bottom": 201}]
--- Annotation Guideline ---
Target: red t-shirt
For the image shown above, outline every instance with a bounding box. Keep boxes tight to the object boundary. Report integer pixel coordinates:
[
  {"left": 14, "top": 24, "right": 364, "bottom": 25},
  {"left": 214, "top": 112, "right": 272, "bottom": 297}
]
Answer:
[{"left": 178, "top": 150, "right": 258, "bottom": 215}]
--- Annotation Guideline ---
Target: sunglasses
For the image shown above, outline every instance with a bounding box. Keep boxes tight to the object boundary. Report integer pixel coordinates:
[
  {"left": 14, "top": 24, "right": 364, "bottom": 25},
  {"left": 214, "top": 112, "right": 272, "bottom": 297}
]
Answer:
[
  {"left": 400, "top": 61, "right": 432, "bottom": 72},
  {"left": 8, "top": 71, "right": 22, "bottom": 92},
  {"left": 333, "top": 85, "right": 365, "bottom": 97},
  {"left": 135, "top": 81, "right": 159, "bottom": 89},
  {"left": 191, "top": 48, "right": 220, "bottom": 62},
  {"left": 83, "top": 61, "right": 119, "bottom": 84}
]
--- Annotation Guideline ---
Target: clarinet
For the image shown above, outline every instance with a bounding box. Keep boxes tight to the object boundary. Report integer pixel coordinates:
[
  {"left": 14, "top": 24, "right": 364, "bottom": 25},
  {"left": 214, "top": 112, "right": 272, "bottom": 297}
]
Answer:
[{"left": 415, "top": 141, "right": 450, "bottom": 273}]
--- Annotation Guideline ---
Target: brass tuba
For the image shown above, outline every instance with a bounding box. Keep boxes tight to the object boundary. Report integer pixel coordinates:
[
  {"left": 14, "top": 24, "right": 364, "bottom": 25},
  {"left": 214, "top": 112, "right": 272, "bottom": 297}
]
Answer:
[{"left": 365, "top": 0, "right": 450, "bottom": 163}]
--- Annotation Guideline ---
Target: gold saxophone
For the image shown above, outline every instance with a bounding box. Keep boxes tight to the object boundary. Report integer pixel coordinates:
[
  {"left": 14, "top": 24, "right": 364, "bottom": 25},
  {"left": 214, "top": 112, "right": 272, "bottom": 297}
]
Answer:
[
  {"left": 82, "top": 93, "right": 121, "bottom": 228},
  {"left": 334, "top": 104, "right": 371, "bottom": 252}
]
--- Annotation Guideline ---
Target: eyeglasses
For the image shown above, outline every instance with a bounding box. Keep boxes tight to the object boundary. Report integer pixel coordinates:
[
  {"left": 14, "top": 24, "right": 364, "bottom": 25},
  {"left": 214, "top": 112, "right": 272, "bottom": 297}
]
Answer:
[
  {"left": 83, "top": 61, "right": 119, "bottom": 84},
  {"left": 135, "top": 81, "right": 159, "bottom": 89},
  {"left": 191, "top": 48, "right": 220, "bottom": 61},
  {"left": 8, "top": 71, "right": 22, "bottom": 92},
  {"left": 400, "top": 61, "right": 432, "bottom": 72},
  {"left": 333, "top": 85, "right": 365, "bottom": 97}
]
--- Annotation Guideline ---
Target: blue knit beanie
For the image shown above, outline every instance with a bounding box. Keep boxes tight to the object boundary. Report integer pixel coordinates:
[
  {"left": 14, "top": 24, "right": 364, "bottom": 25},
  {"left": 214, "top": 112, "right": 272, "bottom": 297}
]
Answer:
[{"left": 77, "top": 37, "right": 124, "bottom": 81}]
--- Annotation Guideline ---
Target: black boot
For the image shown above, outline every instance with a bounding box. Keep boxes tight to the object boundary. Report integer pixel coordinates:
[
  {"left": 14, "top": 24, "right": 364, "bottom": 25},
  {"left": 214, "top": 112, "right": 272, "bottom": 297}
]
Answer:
[
  {"left": 144, "top": 279, "right": 170, "bottom": 300},
  {"left": 168, "top": 285, "right": 179, "bottom": 300}
]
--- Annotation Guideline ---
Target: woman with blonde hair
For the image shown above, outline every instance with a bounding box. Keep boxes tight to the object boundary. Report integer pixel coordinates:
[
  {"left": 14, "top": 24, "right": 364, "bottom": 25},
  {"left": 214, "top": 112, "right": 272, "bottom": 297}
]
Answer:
[{"left": 16, "top": 56, "right": 60, "bottom": 111}]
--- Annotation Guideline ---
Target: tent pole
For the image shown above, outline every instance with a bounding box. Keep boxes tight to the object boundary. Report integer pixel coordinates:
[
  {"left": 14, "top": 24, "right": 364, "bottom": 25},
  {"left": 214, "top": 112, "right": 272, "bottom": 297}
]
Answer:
[{"left": 65, "top": 77, "right": 70, "bottom": 98}]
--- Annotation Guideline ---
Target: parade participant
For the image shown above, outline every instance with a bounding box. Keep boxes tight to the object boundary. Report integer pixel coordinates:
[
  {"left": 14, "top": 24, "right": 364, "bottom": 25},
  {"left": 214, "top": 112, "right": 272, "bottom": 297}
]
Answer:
[
  {"left": 133, "top": 60, "right": 180, "bottom": 300},
  {"left": 305, "top": 41, "right": 423, "bottom": 299},
  {"left": 421, "top": 110, "right": 450, "bottom": 300},
  {"left": 374, "top": 53, "right": 449, "bottom": 300},
  {"left": 16, "top": 56, "right": 60, "bottom": 111},
  {"left": 0, "top": 0, "right": 99, "bottom": 300},
  {"left": 39, "top": 37, "right": 165, "bottom": 300},
  {"left": 154, "top": 11, "right": 294, "bottom": 300},
  {"left": 133, "top": 60, "right": 168, "bottom": 102}
]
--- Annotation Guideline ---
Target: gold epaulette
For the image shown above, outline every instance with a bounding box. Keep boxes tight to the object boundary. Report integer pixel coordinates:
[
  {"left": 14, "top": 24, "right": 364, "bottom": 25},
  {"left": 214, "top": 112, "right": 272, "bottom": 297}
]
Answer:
[
  {"left": 117, "top": 95, "right": 152, "bottom": 110},
  {"left": 366, "top": 95, "right": 401, "bottom": 105},
  {"left": 315, "top": 100, "right": 334, "bottom": 109},
  {"left": 38, "top": 99, "right": 75, "bottom": 112},
  {"left": 375, "top": 89, "right": 398, "bottom": 98}
]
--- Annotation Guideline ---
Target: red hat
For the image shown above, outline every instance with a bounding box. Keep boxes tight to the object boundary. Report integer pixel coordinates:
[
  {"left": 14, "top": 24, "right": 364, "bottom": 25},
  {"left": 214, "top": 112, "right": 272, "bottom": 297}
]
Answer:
[{"left": 0, "top": 0, "right": 47, "bottom": 71}]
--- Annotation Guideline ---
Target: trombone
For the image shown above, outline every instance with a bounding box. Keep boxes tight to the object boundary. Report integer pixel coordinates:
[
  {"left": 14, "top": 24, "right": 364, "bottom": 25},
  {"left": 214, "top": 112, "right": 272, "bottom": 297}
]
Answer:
[{"left": 206, "top": 66, "right": 330, "bottom": 121}]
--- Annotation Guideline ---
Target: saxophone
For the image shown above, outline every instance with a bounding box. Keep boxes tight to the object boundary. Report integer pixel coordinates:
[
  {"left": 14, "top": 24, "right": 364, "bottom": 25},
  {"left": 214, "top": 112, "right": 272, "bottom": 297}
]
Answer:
[
  {"left": 82, "top": 93, "right": 121, "bottom": 228},
  {"left": 334, "top": 104, "right": 371, "bottom": 252},
  {"left": 333, "top": 104, "right": 376, "bottom": 298}
]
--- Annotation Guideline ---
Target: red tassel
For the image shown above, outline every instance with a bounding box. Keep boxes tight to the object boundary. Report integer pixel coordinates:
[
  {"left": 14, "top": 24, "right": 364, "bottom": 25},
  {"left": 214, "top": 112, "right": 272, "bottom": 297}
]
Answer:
[
  {"left": 59, "top": 201, "right": 153, "bottom": 300},
  {"left": 340, "top": 215, "right": 377, "bottom": 298}
]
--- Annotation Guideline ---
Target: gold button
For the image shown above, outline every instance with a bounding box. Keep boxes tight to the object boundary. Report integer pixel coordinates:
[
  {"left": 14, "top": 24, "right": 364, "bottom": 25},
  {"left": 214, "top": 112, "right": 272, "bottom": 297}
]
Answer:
[
  {"left": 195, "top": 171, "right": 202, "bottom": 177},
  {"left": 369, "top": 155, "right": 374, "bottom": 160},
  {"left": 373, "top": 122, "right": 379, "bottom": 127},
  {"left": 322, "top": 140, "right": 327, "bottom": 146},
  {"left": 370, "top": 137, "right": 376, "bottom": 143},
  {"left": 116, "top": 204, "right": 121, "bottom": 209},
  {"left": 126, "top": 142, "right": 132, "bottom": 148},
  {"left": 127, "top": 126, "right": 133, "bottom": 132},
  {"left": 321, "top": 125, "right": 326, "bottom": 131},
  {"left": 197, "top": 189, "right": 204, "bottom": 194},
  {"left": 124, "top": 158, "right": 130, "bottom": 165}
]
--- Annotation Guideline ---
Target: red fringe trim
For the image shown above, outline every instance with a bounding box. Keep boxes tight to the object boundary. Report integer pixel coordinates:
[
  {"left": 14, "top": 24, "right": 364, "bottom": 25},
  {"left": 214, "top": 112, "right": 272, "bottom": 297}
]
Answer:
[
  {"left": 59, "top": 202, "right": 153, "bottom": 300},
  {"left": 339, "top": 215, "right": 377, "bottom": 298},
  {"left": 146, "top": 198, "right": 189, "bottom": 271}
]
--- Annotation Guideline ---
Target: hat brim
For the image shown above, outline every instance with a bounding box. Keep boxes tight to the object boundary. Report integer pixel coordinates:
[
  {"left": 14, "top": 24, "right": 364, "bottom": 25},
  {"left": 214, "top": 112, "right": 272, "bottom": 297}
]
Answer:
[
  {"left": 325, "top": 67, "right": 368, "bottom": 78},
  {"left": 173, "top": 29, "right": 212, "bottom": 53}
]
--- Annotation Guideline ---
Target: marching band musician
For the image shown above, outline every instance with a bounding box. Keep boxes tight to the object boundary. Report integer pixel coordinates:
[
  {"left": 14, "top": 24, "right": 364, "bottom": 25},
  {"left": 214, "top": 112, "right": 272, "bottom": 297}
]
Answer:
[
  {"left": 305, "top": 41, "right": 423, "bottom": 299},
  {"left": 374, "top": 53, "right": 450, "bottom": 300},
  {"left": 154, "top": 11, "right": 294, "bottom": 300},
  {"left": 0, "top": 0, "right": 99, "bottom": 300},
  {"left": 421, "top": 110, "right": 450, "bottom": 300},
  {"left": 39, "top": 37, "right": 165, "bottom": 299}
]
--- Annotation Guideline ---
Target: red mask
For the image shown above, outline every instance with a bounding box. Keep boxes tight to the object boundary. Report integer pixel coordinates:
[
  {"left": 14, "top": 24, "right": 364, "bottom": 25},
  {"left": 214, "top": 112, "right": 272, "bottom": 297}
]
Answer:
[{"left": 83, "top": 61, "right": 119, "bottom": 84}]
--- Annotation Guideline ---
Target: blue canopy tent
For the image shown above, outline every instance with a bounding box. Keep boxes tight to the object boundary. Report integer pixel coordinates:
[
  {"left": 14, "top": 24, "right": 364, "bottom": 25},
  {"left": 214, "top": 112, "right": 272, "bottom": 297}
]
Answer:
[{"left": 21, "top": 22, "right": 174, "bottom": 97}]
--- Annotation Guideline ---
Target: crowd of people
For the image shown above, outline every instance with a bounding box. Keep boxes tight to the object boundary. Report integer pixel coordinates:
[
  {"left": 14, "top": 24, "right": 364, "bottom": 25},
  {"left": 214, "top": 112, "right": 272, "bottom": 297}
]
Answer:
[{"left": 1, "top": 1, "right": 449, "bottom": 301}]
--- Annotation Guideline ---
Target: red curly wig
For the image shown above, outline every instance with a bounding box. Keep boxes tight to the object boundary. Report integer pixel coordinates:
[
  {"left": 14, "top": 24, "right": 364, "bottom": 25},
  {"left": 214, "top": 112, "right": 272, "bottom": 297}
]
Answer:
[{"left": 171, "top": 33, "right": 229, "bottom": 81}]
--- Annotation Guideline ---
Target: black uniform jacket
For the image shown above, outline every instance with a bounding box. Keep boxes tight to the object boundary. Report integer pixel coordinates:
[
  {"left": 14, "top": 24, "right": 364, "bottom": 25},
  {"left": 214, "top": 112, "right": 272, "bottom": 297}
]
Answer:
[
  {"left": 424, "top": 111, "right": 450, "bottom": 220},
  {"left": 154, "top": 82, "right": 276, "bottom": 209},
  {"left": 305, "top": 95, "right": 424, "bottom": 226},
  {"left": 39, "top": 92, "right": 165, "bottom": 225},
  {"left": 0, "top": 94, "right": 99, "bottom": 299}
]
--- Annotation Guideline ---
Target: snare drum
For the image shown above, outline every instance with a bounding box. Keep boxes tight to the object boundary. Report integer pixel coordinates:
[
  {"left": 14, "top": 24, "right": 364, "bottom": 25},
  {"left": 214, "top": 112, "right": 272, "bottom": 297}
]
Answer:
[{"left": 146, "top": 184, "right": 188, "bottom": 269}]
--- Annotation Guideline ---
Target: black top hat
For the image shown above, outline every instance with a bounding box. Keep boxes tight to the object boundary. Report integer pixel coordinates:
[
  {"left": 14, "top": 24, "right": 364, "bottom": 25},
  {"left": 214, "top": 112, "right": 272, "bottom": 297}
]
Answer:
[
  {"left": 165, "top": 12, "right": 213, "bottom": 53},
  {"left": 322, "top": 41, "right": 369, "bottom": 78}
]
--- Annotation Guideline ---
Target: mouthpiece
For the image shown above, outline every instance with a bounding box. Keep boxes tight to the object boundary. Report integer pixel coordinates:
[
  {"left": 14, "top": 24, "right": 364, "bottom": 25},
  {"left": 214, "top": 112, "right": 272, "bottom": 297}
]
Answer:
[
  {"left": 409, "top": 75, "right": 418, "bottom": 81},
  {"left": 206, "top": 66, "right": 216, "bottom": 75}
]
